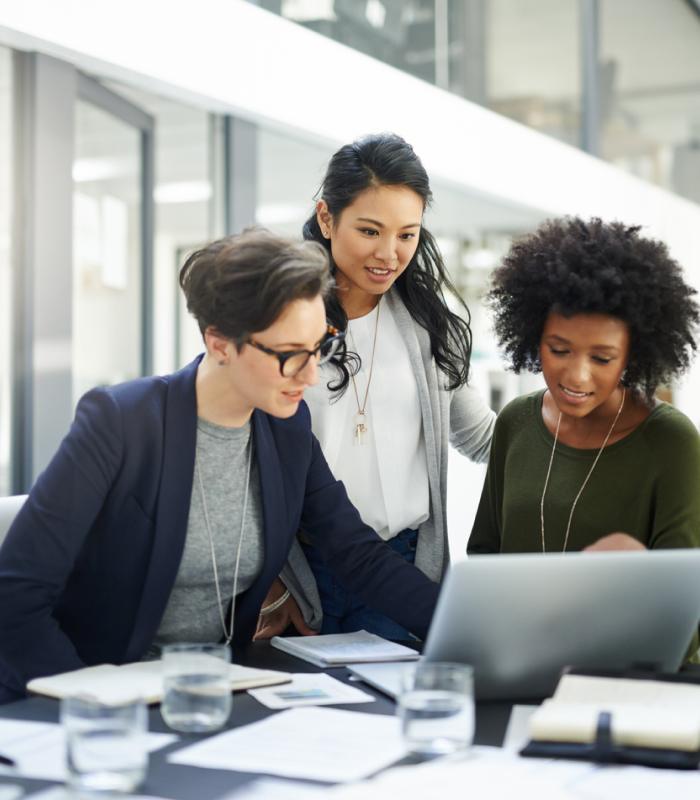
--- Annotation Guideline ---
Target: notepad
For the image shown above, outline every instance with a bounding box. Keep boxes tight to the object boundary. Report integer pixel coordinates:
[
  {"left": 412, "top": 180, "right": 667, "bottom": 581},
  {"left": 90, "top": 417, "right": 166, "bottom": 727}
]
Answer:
[
  {"left": 270, "top": 630, "right": 419, "bottom": 667},
  {"left": 27, "top": 661, "right": 290, "bottom": 705},
  {"left": 529, "top": 674, "right": 700, "bottom": 751}
]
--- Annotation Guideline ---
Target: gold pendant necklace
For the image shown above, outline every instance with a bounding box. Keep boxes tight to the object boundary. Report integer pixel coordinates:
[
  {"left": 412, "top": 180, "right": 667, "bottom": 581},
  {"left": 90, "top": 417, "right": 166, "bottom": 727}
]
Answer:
[
  {"left": 348, "top": 298, "right": 381, "bottom": 446},
  {"left": 540, "top": 388, "right": 625, "bottom": 552}
]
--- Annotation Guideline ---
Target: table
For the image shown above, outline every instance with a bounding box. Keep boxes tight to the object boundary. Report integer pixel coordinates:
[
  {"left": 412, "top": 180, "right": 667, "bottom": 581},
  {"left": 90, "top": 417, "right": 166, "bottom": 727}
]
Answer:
[{"left": 0, "top": 642, "right": 519, "bottom": 799}]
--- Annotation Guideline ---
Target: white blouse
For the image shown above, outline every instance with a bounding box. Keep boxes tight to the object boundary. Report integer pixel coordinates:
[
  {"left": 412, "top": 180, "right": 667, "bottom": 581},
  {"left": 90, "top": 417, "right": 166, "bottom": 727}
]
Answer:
[{"left": 304, "top": 301, "right": 429, "bottom": 540}]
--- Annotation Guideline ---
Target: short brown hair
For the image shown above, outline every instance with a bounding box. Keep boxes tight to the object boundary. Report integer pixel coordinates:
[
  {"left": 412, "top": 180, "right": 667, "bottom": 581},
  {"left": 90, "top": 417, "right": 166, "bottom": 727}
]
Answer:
[{"left": 179, "top": 228, "right": 331, "bottom": 345}]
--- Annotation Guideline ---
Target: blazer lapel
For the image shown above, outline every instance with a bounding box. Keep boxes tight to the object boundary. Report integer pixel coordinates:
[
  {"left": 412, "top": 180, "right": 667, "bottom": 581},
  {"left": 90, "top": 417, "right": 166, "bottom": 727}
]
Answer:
[{"left": 124, "top": 357, "right": 200, "bottom": 661}]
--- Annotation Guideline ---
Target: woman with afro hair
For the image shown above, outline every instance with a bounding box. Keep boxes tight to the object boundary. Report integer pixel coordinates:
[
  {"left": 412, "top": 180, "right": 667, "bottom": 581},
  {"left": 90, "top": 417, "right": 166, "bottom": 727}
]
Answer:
[{"left": 468, "top": 217, "right": 700, "bottom": 556}]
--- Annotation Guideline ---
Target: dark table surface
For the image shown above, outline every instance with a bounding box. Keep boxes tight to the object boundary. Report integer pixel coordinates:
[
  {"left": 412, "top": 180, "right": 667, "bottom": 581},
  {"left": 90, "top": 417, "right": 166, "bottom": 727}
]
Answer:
[{"left": 0, "top": 642, "right": 519, "bottom": 799}]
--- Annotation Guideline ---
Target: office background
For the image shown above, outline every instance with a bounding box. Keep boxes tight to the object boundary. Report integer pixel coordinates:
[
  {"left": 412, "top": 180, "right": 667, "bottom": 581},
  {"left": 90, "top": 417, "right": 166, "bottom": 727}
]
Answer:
[{"left": 1, "top": 0, "right": 699, "bottom": 553}]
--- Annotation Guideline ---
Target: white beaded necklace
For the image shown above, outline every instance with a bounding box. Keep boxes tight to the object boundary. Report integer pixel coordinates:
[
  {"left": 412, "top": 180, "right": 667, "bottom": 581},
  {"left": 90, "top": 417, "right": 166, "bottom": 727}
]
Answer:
[{"left": 540, "top": 388, "right": 625, "bottom": 553}]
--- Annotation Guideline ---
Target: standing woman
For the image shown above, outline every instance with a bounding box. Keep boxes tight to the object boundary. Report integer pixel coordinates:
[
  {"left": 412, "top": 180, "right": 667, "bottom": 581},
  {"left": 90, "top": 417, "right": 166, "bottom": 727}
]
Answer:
[{"left": 257, "top": 133, "right": 495, "bottom": 639}]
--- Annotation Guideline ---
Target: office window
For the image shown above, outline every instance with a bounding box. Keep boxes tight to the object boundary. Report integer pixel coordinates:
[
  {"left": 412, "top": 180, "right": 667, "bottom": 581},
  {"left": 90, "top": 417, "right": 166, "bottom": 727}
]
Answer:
[
  {"left": 486, "top": 0, "right": 581, "bottom": 147},
  {"left": 103, "top": 83, "right": 227, "bottom": 371},
  {"left": 600, "top": 0, "right": 700, "bottom": 201},
  {"left": 0, "top": 47, "right": 12, "bottom": 495},
  {"left": 72, "top": 101, "right": 142, "bottom": 402},
  {"left": 256, "top": 126, "right": 333, "bottom": 238}
]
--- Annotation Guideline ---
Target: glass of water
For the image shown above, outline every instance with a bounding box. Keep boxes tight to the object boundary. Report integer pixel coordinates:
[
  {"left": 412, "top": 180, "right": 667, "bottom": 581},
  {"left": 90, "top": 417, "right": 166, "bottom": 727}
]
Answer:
[
  {"left": 161, "top": 642, "right": 232, "bottom": 733},
  {"left": 61, "top": 694, "right": 147, "bottom": 793},
  {"left": 397, "top": 661, "right": 474, "bottom": 757}
]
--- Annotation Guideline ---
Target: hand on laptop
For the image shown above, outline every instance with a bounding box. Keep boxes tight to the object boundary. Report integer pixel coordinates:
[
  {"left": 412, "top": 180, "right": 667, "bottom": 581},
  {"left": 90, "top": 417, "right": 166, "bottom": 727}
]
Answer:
[
  {"left": 254, "top": 578, "right": 318, "bottom": 640},
  {"left": 584, "top": 532, "right": 647, "bottom": 552}
]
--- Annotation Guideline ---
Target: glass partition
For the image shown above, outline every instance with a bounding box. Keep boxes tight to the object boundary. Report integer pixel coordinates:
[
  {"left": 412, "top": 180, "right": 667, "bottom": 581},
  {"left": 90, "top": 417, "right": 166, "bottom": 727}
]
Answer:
[
  {"left": 0, "top": 47, "right": 13, "bottom": 494},
  {"left": 600, "top": 0, "right": 700, "bottom": 202},
  {"left": 72, "top": 101, "right": 142, "bottom": 402}
]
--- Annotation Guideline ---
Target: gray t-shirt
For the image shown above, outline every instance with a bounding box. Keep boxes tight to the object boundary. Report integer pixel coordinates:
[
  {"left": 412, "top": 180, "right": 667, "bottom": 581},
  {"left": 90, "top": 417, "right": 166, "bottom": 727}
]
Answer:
[{"left": 151, "top": 417, "right": 264, "bottom": 651}]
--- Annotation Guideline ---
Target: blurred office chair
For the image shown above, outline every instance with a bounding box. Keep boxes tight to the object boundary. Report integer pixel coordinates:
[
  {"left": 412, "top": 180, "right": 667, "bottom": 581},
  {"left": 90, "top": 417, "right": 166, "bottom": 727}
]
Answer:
[{"left": 0, "top": 495, "right": 28, "bottom": 546}]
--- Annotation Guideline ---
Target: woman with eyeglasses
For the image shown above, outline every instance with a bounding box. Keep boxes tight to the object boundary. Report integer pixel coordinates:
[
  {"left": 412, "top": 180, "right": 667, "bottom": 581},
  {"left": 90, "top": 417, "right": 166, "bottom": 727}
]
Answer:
[
  {"left": 255, "top": 133, "right": 496, "bottom": 640},
  {"left": 0, "top": 229, "right": 440, "bottom": 703}
]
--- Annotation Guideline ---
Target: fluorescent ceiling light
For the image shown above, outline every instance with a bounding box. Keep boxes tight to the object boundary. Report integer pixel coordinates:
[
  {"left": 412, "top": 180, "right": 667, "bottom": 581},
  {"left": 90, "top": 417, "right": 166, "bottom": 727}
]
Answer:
[
  {"left": 366, "top": 0, "right": 387, "bottom": 28},
  {"left": 154, "top": 181, "right": 212, "bottom": 204},
  {"left": 73, "top": 158, "right": 126, "bottom": 183},
  {"left": 281, "top": 0, "right": 334, "bottom": 22}
]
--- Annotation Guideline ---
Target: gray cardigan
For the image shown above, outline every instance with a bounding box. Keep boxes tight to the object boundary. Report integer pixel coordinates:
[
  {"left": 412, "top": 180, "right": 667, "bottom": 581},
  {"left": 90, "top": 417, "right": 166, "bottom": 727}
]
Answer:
[{"left": 281, "top": 289, "right": 496, "bottom": 629}]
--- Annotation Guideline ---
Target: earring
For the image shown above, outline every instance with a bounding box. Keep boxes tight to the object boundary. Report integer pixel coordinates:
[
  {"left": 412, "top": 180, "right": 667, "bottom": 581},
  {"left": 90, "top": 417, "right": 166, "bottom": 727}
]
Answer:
[{"left": 218, "top": 360, "right": 228, "bottom": 367}]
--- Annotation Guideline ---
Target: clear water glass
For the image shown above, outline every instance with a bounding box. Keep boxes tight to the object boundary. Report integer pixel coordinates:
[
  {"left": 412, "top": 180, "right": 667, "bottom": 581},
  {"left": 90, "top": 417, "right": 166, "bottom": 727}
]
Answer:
[
  {"left": 61, "top": 694, "right": 147, "bottom": 793},
  {"left": 161, "top": 643, "right": 232, "bottom": 733},
  {"left": 397, "top": 662, "right": 475, "bottom": 757}
]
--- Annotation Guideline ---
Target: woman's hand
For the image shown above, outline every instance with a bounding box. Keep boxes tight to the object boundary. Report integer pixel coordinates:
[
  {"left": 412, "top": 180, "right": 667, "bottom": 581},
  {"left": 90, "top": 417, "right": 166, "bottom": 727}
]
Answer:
[
  {"left": 584, "top": 532, "right": 646, "bottom": 552},
  {"left": 254, "top": 578, "right": 318, "bottom": 640}
]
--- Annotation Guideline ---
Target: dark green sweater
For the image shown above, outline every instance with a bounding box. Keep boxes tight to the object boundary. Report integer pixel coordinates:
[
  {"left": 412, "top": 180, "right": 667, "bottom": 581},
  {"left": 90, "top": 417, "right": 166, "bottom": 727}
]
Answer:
[{"left": 468, "top": 391, "right": 700, "bottom": 554}]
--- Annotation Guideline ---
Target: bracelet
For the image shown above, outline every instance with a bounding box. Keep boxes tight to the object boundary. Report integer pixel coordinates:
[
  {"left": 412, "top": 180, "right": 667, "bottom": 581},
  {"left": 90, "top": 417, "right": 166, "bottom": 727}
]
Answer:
[{"left": 260, "top": 589, "right": 290, "bottom": 616}]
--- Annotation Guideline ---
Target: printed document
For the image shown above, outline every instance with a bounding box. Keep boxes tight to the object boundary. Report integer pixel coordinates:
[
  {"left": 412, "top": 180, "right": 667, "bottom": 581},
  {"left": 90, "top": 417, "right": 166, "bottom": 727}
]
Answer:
[
  {"left": 169, "top": 707, "right": 406, "bottom": 782},
  {"left": 248, "top": 673, "right": 374, "bottom": 709}
]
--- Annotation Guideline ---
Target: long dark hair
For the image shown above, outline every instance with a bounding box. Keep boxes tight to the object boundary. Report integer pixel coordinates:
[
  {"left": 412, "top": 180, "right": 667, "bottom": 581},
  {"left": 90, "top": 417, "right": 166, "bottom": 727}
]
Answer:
[{"left": 303, "top": 132, "right": 472, "bottom": 393}]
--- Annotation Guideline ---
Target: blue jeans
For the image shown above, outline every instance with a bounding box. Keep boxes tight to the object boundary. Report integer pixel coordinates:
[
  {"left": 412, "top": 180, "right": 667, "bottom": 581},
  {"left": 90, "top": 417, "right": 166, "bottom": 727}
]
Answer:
[{"left": 302, "top": 528, "right": 418, "bottom": 640}]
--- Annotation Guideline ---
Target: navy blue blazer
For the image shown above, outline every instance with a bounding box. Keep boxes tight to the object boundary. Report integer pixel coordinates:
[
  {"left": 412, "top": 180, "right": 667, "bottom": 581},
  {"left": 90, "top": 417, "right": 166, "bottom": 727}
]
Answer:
[{"left": 0, "top": 357, "right": 439, "bottom": 702}]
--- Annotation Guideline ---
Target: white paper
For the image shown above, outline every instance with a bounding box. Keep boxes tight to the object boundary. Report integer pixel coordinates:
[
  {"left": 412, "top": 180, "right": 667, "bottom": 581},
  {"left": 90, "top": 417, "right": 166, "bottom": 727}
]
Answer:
[
  {"left": 248, "top": 673, "right": 374, "bottom": 709},
  {"left": 0, "top": 719, "right": 175, "bottom": 781},
  {"left": 503, "top": 704, "right": 539, "bottom": 751},
  {"left": 169, "top": 707, "right": 406, "bottom": 782},
  {"left": 324, "top": 747, "right": 584, "bottom": 800},
  {"left": 30, "top": 789, "right": 173, "bottom": 800},
  {"left": 218, "top": 777, "right": 328, "bottom": 799},
  {"left": 569, "top": 764, "right": 700, "bottom": 800}
]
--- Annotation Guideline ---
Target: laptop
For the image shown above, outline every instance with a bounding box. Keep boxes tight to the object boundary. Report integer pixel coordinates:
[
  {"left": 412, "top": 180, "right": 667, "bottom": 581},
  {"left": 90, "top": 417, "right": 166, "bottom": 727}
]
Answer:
[{"left": 349, "top": 550, "right": 700, "bottom": 700}]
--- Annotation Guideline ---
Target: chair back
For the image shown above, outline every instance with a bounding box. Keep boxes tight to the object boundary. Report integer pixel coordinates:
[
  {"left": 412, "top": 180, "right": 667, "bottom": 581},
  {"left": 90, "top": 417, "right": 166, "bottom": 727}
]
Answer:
[{"left": 0, "top": 495, "right": 28, "bottom": 546}]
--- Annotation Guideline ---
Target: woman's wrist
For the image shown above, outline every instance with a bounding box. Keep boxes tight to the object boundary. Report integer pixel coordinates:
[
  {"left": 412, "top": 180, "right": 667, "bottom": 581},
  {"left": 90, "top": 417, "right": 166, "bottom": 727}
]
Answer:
[{"left": 260, "top": 589, "right": 290, "bottom": 616}]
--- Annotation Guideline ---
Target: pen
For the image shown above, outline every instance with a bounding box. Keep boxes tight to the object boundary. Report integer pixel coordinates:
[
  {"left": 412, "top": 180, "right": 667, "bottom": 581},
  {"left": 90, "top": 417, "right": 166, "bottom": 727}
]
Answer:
[{"left": 0, "top": 753, "right": 16, "bottom": 767}]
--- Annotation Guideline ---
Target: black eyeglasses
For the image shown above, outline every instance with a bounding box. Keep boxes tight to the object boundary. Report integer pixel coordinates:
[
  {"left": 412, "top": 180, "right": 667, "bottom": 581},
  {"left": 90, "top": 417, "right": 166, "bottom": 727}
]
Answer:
[{"left": 248, "top": 325, "right": 345, "bottom": 377}]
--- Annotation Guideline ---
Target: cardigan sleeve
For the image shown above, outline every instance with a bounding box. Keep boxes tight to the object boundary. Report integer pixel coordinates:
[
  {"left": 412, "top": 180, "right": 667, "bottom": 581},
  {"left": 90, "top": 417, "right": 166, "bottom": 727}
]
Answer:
[{"left": 448, "top": 382, "right": 496, "bottom": 464}]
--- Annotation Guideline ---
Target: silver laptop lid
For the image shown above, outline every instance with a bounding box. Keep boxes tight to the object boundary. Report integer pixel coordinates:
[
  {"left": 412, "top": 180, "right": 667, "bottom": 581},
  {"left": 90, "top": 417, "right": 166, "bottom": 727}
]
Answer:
[{"left": 424, "top": 550, "right": 700, "bottom": 700}]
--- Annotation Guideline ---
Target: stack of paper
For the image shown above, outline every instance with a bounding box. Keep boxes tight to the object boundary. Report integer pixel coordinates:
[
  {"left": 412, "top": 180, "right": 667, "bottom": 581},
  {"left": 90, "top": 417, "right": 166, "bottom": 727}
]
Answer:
[
  {"left": 270, "top": 630, "right": 419, "bottom": 667},
  {"left": 27, "top": 661, "right": 290, "bottom": 704}
]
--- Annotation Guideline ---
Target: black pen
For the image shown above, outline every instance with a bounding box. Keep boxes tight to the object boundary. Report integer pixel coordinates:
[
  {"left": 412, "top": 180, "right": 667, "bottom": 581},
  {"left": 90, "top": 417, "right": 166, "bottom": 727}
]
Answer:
[{"left": 0, "top": 753, "right": 15, "bottom": 767}]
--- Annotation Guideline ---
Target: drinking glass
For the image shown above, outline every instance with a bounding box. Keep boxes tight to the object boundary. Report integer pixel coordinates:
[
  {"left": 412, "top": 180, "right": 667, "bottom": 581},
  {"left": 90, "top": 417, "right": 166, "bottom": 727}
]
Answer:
[
  {"left": 397, "top": 662, "right": 474, "bottom": 756},
  {"left": 61, "top": 694, "right": 147, "bottom": 793},
  {"left": 160, "top": 643, "right": 232, "bottom": 733}
]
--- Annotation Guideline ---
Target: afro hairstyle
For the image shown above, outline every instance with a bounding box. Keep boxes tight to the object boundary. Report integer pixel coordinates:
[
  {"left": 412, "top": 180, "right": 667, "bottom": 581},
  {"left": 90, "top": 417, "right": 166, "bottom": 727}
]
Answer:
[{"left": 488, "top": 217, "right": 699, "bottom": 400}]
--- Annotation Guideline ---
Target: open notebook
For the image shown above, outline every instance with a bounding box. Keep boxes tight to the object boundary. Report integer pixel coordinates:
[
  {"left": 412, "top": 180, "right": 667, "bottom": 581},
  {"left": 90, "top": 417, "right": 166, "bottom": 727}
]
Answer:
[
  {"left": 27, "top": 660, "right": 291, "bottom": 704},
  {"left": 528, "top": 673, "right": 700, "bottom": 752}
]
